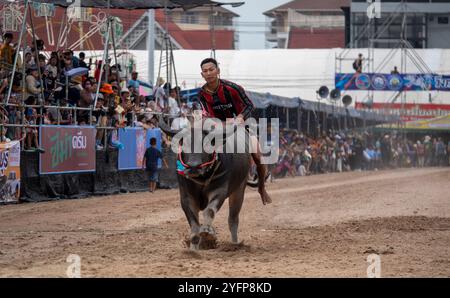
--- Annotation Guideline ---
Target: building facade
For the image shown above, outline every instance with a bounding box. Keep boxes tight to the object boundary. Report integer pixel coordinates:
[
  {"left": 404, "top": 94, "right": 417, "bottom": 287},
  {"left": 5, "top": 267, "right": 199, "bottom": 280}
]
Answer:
[
  {"left": 264, "top": 0, "right": 350, "bottom": 49},
  {"left": 350, "top": 0, "right": 450, "bottom": 49}
]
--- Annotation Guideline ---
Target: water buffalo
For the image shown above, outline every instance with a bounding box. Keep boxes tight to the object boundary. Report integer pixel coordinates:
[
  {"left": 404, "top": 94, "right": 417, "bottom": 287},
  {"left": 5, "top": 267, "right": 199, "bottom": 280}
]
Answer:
[{"left": 160, "top": 118, "right": 257, "bottom": 250}]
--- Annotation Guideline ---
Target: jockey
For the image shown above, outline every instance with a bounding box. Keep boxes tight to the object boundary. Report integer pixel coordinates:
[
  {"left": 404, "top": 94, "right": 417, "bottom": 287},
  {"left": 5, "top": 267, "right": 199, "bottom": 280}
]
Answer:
[{"left": 198, "top": 58, "right": 272, "bottom": 205}]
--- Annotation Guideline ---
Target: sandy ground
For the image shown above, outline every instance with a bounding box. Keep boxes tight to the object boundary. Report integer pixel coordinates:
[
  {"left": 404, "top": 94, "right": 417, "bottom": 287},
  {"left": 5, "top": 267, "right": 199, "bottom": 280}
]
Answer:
[{"left": 0, "top": 167, "right": 449, "bottom": 277}]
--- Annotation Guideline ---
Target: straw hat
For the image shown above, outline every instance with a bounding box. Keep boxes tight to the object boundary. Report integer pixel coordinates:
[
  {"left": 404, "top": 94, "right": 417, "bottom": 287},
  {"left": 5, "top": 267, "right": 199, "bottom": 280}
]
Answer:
[{"left": 71, "top": 76, "right": 83, "bottom": 85}]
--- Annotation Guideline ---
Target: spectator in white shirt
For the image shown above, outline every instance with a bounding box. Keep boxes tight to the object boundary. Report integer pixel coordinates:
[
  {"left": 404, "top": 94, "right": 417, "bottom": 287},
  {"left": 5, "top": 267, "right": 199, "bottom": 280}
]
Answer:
[
  {"left": 171, "top": 110, "right": 190, "bottom": 130},
  {"left": 167, "top": 88, "right": 180, "bottom": 116}
]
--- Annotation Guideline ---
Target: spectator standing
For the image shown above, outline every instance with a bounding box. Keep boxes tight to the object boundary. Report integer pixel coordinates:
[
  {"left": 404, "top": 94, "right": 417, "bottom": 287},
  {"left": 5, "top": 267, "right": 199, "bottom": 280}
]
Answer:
[
  {"left": 167, "top": 88, "right": 180, "bottom": 116},
  {"left": 391, "top": 66, "right": 400, "bottom": 75},
  {"left": 153, "top": 77, "right": 166, "bottom": 112},
  {"left": 416, "top": 140, "right": 425, "bottom": 168},
  {"left": 353, "top": 53, "right": 363, "bottom": 73},
  {"left": 142, "top": 137, "right": 168, "bottom": 193},
  {"left": 128, "top": 71, "right": 140, "bottom": 92}
]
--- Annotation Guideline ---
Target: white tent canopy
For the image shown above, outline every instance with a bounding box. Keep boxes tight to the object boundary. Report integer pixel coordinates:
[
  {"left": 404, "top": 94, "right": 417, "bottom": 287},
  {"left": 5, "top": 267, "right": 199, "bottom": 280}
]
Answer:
[{"left": 85, "top": 48, "right": 450, "bottom": 106}]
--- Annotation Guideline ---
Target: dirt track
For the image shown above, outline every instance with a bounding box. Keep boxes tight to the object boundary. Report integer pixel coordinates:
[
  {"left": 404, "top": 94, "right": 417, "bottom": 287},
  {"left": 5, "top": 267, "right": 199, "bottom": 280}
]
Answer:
[{"left": 0, "top": 168, "right": 449, "bottom": 277}]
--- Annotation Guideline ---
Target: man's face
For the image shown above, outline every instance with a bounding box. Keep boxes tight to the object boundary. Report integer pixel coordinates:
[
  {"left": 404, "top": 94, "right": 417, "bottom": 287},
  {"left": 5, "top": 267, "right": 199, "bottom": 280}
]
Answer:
[
  {"left": 84, "top": 81, "right": 92, "bottom": 91},
  {"left": 121, "top": 92, "right": 129, "bottom": 100},
  {"left": 132, "top": 73, "right": 138, "bottom": 80},
  {"left": 201, "top": 62, "right": 220, "bottom": 84}
]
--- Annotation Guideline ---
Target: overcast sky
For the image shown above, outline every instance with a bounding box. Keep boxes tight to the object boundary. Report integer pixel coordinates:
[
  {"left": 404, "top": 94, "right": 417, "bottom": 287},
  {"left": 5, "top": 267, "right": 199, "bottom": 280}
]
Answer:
[{"left": 227, "top": 0, "right": 289, "bottom": 49}]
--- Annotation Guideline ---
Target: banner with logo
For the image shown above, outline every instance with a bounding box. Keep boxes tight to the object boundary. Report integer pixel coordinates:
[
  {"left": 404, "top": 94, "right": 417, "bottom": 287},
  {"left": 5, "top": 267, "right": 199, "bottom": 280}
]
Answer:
[
  {"left": 118, "top": 128, "right": 162, "bottom": 170},
  {"left": 0, "top": 141, "right": 21, "bottom": 203},
  {"left": 39, "top": 126, "right": 96, "bottom": 175},
  {"left": 355, "top": 102, "right": 450, "bottom": 122},
  {"left": 335, "top": 73, "right": 450, "bottom": 91}
]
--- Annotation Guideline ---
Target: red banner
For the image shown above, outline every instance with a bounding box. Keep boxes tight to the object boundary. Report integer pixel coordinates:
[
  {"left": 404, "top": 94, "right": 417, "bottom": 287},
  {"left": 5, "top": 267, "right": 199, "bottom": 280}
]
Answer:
[
  {"left": 39, "top": 126, "right": 96, "bottom": 175},
  {"left": 355, "top": 102, "right": 450, "bottom": 122}
]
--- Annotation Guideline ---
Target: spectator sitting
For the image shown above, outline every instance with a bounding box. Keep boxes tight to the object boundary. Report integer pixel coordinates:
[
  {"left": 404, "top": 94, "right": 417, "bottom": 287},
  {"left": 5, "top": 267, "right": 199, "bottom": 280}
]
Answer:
[
  {"left": 24, "top": 51, "right": 34, "bottom": 70},
  {"left": 0, "top": 32, "right": 14, "bottom": 70},
  {"left": 78, "top": 78, "right": 95, "bottom": 124},
  {"left": 24, "top": 65, "right": 42, "bottom": 104}
]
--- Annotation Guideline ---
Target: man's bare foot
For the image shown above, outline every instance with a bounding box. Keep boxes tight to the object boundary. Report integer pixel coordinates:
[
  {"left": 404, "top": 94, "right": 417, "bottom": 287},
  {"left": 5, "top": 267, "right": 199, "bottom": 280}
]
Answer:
[{"left": 258, "top": 187, "right": 272, "bottom": 205}]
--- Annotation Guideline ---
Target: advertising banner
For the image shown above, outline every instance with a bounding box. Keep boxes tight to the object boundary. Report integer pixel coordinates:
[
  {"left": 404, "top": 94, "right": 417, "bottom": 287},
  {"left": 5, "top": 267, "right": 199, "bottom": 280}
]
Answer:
[
  {"left": 39, "top": 126, "right": 96, "bottom": 174},
  {"left": 336, "top": 73, "right": 450, "bottom": 92},
  {"left": 355, "top": 102, "right": 450, "bottom": 122},
  {"left": 118, "top": 128, "right": 162, "bottom": 170},
  {"left": 0, "top": 141, "right": 21, "bottom": 203}
]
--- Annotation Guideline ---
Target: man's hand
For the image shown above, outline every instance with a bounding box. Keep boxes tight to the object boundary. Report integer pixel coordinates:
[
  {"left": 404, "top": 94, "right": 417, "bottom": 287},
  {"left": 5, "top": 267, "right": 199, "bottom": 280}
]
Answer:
[{"left": 234, "top": 114, "right": 245, "bottom": 125}]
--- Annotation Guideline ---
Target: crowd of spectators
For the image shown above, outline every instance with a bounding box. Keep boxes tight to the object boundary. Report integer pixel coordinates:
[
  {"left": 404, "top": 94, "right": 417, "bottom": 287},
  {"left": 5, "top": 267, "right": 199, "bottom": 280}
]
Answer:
[
  {"left": 270, "top": 129, "right": 450, "bottom": 179},
  {"left": 0, "top": 33, "right": 189, "bottom": 150},
  {"left": 0, "top": 33, "right": 449, "bottom": 179}
]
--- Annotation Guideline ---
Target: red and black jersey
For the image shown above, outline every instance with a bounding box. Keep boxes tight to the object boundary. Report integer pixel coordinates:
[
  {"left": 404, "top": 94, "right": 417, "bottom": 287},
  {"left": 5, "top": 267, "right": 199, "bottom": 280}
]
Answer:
[{"left": 198, "top": 79, "right": 254, "bottom": 121}]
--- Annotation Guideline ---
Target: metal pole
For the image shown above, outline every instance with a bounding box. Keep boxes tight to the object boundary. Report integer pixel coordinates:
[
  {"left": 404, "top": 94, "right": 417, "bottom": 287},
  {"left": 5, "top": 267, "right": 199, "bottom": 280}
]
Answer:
[
  {"left": 110, "top": 18, "right": 119, "bottom": 74},
  {"left": 164, "top": 1, "right": 170, "bottom": 92},
  {"left": 94, "top": 18, "right": 111, "bottom": 109},
  {"left": 147, "top": 9, "right": 155, "bottom": 85},
  {"left": 169, "top": 39, "right": 181, "bottom": 108},
  {"left": 210, "top": 5, "right": 216, "bottom": 60},
  {"left": 65, "top": 75, "right": 69, "bottom": 103},
  {"left": 28, "top": 3, "right": 46, "bottom": 106},
  {"left": 6, "top": 0, "right": 29, "bottom": 105}
]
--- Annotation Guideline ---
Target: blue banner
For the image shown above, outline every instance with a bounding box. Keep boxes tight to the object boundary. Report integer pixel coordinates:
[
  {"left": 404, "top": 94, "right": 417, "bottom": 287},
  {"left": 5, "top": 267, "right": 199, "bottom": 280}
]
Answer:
[
  {"left": 118, "top": 128, "right": 162, "bottom": 170},
  {"left": 335, "top": 73, "right": 450, "bottom": 92}
]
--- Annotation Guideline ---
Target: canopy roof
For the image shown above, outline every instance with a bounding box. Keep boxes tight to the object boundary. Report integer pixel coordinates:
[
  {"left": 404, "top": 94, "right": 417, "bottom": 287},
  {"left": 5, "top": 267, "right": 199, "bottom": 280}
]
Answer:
[{"left": 29, "top": 0, "right": 230, "bottom": 10}]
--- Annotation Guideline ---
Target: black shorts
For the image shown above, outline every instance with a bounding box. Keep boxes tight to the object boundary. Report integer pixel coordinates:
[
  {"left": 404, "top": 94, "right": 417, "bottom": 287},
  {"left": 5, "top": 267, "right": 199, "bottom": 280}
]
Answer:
[{"left": 146, "top": 169, "right": 159, "bottom": 182}]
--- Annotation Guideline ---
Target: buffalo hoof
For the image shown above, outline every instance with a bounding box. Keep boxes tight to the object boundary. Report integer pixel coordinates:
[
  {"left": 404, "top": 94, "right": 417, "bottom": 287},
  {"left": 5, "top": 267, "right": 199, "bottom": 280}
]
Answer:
[
  {"left": 189, "top": 234, "right": 200, "bottom": 251},
  {"left": 198, "top": 226, "right": 217, "bottom": 250}
]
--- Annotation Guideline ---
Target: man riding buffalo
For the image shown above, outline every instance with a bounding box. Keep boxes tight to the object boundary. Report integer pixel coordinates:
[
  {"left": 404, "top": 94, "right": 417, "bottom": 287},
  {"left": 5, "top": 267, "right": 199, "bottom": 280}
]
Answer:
[{"left": 198, "top": 58, "right": 272, "bottom": 205}]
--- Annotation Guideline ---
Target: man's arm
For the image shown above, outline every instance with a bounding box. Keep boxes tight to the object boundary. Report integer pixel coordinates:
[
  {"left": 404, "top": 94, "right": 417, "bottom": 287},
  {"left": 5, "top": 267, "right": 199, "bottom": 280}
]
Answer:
[
  {"left": 226, "top": 81, "right": 254, "bottom": 121},
  {"left": 158, "top": 150, "right": 169, "bottom": 169}
]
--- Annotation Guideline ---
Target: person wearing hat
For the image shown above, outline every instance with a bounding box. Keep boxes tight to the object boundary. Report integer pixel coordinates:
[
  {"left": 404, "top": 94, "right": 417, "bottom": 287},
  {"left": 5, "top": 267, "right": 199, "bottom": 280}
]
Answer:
[
  {"left": 120, "top": 87, "right": 134, "bottom": 125},
  {"left": 100, "top": 83, "right": 113, "bottom": 95},
  {"left": 99, "top": 83, "right": 114, "bottom": 110},
  {"left": 70, "top": 75, "right": 83, "bottom": 89},
  {"left": 120, "top": 87, "right": 130, "bottom": 100}
]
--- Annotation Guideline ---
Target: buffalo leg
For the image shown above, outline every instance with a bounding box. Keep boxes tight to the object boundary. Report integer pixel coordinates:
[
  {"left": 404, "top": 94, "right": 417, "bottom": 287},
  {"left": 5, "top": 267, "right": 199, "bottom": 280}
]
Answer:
[
  {"left": 198, "top": 195, "right": 227, "bottom": 248},
  {"left": 181, "top": 194, "right": 201, "bottom": 250},
  {"left": 228, "top": 180, "right": 246, "bottom": 244}
]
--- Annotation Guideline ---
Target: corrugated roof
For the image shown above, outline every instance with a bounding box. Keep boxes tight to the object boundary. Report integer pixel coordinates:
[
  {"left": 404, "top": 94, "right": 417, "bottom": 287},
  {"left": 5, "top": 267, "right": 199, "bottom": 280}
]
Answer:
[{"left": 264, "top": 0, "right": 350, "bottom": 16}]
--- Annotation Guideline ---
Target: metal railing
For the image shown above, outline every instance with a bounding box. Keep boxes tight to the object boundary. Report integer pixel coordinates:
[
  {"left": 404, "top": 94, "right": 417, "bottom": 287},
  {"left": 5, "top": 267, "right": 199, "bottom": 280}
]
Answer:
[{"left": 0, "top": 101, "right": 181, "bottom": 151}]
